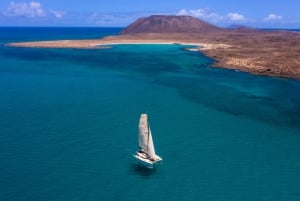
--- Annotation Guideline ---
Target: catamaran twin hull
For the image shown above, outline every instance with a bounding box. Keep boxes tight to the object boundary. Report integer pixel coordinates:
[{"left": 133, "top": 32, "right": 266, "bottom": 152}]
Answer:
[{"left": 133, "top": 152, "right": 162, "bottom": 169}]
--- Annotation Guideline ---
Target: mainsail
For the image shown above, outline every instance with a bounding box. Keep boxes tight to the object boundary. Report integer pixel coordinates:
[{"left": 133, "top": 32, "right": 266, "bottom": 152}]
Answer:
[{"left": 138, "top": 114, "right": 156, "bottom": 159}]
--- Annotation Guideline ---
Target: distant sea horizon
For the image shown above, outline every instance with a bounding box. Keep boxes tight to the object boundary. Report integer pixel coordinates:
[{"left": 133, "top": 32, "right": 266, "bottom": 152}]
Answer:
[
  {"left": 0, "top": 27, "right": 299, "bottom": 201},
  {"left": 1, "top": 26, "right": 299, "bottom": 43}
]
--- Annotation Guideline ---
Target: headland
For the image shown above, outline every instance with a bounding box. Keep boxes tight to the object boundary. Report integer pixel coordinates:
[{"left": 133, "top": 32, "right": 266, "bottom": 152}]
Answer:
[{"left": 7, "top": 15, "right": 300, "bottom": 79}]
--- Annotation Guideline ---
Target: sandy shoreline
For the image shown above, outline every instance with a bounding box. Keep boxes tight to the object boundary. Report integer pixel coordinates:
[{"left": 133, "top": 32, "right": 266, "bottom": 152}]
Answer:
[
  {"left": 8, "top": 38, "right": 226, "bottom": 50},
  {"left": 6, "top": 32, "right": 300, "bottom": 80}
]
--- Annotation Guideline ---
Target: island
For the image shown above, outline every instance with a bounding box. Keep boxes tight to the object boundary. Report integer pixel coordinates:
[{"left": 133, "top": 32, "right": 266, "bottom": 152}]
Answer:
[{"left": 7, "top": 15, "right": 300, "bottom": 79}]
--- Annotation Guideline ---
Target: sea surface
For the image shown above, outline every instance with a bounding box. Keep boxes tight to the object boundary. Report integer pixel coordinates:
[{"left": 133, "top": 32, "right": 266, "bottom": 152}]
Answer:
[{"left": 0, "top": 27, "right": 299, "bottom": 201}]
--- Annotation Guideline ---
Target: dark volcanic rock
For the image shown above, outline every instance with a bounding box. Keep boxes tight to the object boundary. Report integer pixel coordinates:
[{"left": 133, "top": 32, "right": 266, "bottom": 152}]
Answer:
[{"left": 121, "top": 15, "right": 222, "bottom": 34}]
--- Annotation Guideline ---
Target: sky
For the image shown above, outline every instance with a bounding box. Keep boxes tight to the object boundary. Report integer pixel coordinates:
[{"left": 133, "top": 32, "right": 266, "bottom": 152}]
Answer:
[{"left": 0, "top": 0, "right": 299, "bottom": 28}]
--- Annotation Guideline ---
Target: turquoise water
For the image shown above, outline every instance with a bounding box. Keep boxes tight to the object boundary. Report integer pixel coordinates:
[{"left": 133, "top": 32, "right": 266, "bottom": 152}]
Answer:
[{"left": 0, "top": 28, "right": 300, "bottom": 201}]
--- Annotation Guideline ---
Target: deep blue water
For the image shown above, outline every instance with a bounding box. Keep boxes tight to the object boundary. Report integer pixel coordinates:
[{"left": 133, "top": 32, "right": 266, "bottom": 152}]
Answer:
[
  {"left": 0, "top": 28, "right": 300, "bottom": 201},
  {"left": 0, "top": 27, "right": 122, "bottom": 43}
]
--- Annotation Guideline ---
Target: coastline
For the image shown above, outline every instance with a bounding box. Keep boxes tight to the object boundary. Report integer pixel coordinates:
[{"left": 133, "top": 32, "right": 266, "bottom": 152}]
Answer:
[{"left": 6, "top": 32, "right": 300, "bottom": 80}]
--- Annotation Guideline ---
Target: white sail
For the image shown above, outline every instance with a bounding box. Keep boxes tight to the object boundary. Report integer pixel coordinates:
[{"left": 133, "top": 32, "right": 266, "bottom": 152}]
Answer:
[{"left": 138, "top": 114, "right": 156, "bottom": 159}]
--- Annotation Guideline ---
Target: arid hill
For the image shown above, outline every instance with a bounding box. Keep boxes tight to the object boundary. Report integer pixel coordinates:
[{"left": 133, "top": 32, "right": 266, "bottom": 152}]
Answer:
[
  {"left": 7, "top": 15, "right": 300, "bottom": 79},
  {"left": 121, "top": 15, "right": 223, "bottom": 34}
]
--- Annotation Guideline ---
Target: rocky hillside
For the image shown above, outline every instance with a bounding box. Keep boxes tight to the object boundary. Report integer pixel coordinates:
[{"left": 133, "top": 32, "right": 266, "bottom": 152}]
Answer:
[{"left": 121, "top": 15, "right": 223, "bottom": 34}]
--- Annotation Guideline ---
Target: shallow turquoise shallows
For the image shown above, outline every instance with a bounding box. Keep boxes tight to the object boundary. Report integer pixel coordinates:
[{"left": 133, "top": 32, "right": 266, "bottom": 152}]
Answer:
[{"left": 0, "top": 28, "right": 300, "bottom": 201}]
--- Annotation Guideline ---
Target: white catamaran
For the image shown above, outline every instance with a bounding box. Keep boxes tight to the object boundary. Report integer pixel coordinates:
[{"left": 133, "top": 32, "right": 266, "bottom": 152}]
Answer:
[{"left": 133, "top": 114, "right": 162, "bottom": 168}]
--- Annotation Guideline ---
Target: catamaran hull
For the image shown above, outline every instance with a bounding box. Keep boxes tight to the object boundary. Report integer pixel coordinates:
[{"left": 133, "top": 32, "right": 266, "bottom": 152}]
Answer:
[{"left": 133, "top": 154, "right": 162, "bottom": 169}]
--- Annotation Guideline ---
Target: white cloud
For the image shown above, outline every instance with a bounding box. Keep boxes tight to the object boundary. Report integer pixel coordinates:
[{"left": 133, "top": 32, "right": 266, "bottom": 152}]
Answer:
[
  {"left": 264, "top": 14, "right": 282, "bottom": 22},
  {"left": 177, "top": 9, "right": 189, "bottom": 16},
  {"left": 50, "top": 10, "right": 65, "bottom": 18},
  {"left": 227, "top": 13, "right": 245, "bottom": 21},
  {"left": 177, "top": 9, "right": 247, "bottom": 24},
  {"left": 177, "top": 9, "right": 223, "bottom": 22},
  {"left": 4, "top": 1, "right": 45, "bottom": 18}
]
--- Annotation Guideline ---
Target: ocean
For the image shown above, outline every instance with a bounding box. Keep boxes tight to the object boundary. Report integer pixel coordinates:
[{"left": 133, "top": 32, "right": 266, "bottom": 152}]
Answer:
[{"left": 0, "top": 27, "right": 299, "bottom": 201}]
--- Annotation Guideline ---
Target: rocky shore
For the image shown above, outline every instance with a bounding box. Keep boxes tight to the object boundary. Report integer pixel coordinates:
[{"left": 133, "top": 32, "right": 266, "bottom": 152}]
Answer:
[{"left": 7, "top": 15, "right": 300, "bottom": 80}]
